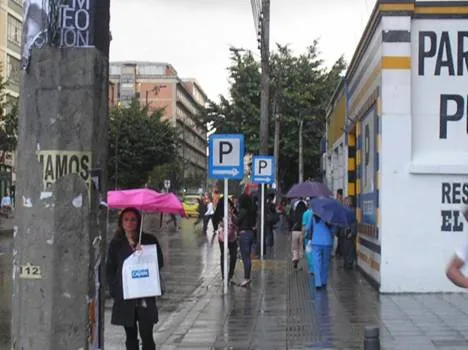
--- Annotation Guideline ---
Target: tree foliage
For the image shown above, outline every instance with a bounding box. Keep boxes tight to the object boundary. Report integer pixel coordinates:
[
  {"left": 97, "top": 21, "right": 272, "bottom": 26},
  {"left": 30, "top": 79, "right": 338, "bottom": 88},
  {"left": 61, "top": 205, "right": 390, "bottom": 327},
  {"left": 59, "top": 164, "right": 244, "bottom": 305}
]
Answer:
[
  {"left": 108, "top": 100, "right": 178, "bottom": 189},
  {"left": 203, "top": 42, "right": 346, "bottom": 191},
  {"left": 0, "top": 78, "right": 19, "bottom": 153}
]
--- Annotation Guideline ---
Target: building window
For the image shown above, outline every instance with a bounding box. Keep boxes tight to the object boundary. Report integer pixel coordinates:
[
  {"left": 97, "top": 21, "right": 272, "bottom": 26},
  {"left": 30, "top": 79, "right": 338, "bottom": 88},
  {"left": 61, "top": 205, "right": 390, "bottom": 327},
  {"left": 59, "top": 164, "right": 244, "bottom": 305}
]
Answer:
[
  {"left": 120, "top": 74, "right": 134, "bottom": 84},
  {"left": 7, "top": 15, "right": 22, "bottom": 46},
  {"left": 6, "top": 55, "right": 21, "bottom": 84}
]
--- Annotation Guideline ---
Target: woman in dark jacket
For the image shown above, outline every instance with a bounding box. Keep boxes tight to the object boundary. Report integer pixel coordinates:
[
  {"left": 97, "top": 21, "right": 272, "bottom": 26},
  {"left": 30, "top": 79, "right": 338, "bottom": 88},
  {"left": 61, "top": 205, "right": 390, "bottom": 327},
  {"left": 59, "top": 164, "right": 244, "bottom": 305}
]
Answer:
[
  {"left": 106, "top": 207, "right": 164, "bottom": 350},
  {"left": 235, "top": 193, "right": 256, "bottom": 287}
]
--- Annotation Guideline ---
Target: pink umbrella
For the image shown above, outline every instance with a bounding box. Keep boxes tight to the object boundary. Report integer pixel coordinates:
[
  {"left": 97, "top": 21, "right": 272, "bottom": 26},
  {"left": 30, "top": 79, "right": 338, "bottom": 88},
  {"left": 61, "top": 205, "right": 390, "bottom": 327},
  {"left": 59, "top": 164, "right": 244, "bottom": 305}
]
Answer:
[
  {"left": 107, "top": 188, "right": 186, "bottom": 217},
  {"left": 107, "top": 188, "right": 186, "bottom": 243}
]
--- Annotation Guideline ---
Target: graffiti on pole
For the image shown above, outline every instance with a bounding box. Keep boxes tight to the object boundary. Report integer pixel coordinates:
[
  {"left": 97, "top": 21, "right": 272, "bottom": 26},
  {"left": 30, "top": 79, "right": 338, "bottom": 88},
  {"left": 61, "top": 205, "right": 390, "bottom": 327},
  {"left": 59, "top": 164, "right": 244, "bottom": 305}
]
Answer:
[{"left": 22, "top": 0, "right": 96, "bottom": 69}]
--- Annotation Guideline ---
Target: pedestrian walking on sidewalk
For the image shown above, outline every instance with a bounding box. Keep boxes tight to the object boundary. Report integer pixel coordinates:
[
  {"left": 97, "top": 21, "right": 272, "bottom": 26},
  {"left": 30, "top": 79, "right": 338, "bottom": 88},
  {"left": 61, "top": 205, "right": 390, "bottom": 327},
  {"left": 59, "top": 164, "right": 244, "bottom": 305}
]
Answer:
[
  {"left": 276, "top": 198, "right": 287, "bottom": 233},
  {"left": 291, "top": 199, "right": 307, "bottom": 269},
  {"left": 342, "top": 197, "right": 357, "bottom": 269},
  {"left": 216, "top": 198, "right": 238, "bottom": 283},
  {"left": 446, "top": 207, "right": 468, "bottom": 288},
  {"left": 306, "top": 214, "right": 335, "bottom": 289},
  {"left": 194, "top": 195, "right": 206, "bottom": 226},
  {"left": 202, "top": 196, "right": 215, "bottom": 234},
  {"left": 334, "top": 189, "right": 344, "bottom": 258},
  {"left": 302, "top": 206, "right": 314, "bottom": 274},
  {"left": 235, "top": 193, "right": 256, "bottom": 287},
  {"left": 106, "top": 207, "right": 164, "bottom": 350},
  {"left": 264, "top": 194, "right": 278, "bottom": 255}
]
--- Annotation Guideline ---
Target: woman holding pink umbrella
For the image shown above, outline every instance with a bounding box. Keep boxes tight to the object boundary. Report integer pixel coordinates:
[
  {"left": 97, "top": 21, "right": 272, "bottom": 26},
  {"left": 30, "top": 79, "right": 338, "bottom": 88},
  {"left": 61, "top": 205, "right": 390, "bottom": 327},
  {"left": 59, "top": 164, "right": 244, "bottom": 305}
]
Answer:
[{"left": 106, "top": 207, "right": 164, "bottom": 350}]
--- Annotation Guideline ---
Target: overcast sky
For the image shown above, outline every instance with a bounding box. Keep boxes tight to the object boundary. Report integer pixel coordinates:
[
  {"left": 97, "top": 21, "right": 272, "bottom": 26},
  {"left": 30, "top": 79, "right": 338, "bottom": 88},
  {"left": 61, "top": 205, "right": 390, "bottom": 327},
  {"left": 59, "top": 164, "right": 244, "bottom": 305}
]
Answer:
[{"left": 110, "top": 0, "right": 374, "bottom": 101}]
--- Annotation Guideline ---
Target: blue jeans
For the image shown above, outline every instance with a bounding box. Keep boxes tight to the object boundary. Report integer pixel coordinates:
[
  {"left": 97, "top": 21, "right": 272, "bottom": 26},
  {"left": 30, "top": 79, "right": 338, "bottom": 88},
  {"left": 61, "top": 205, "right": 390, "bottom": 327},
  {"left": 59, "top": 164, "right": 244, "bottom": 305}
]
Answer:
[
  {"left": 265, "top": 229, "right": 274, "bottom": 247},
  {"left": 312, "top": 245, "right": 332, "bottom": 287},
  {"left": 238, "top": 230, "right": 254, "bottom": 279}
]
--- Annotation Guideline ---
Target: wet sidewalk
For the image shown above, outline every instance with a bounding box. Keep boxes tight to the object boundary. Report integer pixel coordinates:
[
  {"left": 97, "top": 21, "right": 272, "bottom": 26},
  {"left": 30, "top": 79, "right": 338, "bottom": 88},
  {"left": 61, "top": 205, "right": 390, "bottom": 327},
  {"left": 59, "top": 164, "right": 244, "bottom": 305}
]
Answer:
[
  {"left": 3, "top": 214, "right": 468, "bottom": 349},
  {"left": 105, "top": 228, "right": 468, "bottom": 350}
]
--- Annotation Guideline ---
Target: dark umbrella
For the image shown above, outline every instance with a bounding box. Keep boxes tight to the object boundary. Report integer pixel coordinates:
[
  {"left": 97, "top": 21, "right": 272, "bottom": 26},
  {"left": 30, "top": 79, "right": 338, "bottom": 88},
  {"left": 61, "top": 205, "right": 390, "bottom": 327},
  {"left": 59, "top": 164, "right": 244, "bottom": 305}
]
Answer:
[
  {"left": 310, "top": 197, "right": 356, "bottom": 228},
  {"left": 286, "top": 181, "right": 332, "bottom": 198}
]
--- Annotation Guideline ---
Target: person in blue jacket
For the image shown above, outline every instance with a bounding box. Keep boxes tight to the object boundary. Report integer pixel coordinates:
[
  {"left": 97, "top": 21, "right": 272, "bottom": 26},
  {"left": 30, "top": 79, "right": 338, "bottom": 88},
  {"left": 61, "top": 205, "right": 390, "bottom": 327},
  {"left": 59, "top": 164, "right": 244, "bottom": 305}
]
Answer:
[
  {"left": 302, "top": 206, "right": 314, "bottom": 274},
  {"left": 306, "top": 213, "right": 336, "bottom": 289}
]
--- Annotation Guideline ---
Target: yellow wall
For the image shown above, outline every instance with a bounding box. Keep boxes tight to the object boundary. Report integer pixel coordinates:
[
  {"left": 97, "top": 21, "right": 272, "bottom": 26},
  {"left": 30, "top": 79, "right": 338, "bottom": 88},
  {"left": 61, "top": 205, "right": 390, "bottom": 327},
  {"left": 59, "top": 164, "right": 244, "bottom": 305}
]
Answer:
[{"left": 327, "top": 93, "right": 346, "bottom": 149}]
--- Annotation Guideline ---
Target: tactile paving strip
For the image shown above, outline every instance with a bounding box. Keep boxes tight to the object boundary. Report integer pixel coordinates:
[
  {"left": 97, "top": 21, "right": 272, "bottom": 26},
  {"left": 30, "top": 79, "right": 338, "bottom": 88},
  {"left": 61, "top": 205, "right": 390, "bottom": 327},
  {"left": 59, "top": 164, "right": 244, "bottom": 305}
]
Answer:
[{"left": 286, "top": 256, "right": 322, "bottom": 348}]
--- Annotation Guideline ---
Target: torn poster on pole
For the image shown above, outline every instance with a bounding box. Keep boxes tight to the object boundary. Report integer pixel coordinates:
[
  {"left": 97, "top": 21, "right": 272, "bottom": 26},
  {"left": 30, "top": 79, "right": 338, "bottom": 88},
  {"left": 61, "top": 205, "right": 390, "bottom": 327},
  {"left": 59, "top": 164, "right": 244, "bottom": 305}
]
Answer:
[{"left": 22, "top": 0, "right": 96, "bottom": 69}]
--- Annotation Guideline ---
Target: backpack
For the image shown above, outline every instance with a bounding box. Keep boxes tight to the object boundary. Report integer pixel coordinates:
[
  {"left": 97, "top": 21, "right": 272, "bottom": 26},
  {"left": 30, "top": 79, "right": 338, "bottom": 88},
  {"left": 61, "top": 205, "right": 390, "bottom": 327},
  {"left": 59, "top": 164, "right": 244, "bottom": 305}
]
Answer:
[
  {"left": 305, "top": 213, "right": 315, "bottom": 241},
  {"left": 292, "top": 201, "right": 307, "bottom": 231},
  {"left": 266, "top": 203, "right": 279, "bottom": 225}
]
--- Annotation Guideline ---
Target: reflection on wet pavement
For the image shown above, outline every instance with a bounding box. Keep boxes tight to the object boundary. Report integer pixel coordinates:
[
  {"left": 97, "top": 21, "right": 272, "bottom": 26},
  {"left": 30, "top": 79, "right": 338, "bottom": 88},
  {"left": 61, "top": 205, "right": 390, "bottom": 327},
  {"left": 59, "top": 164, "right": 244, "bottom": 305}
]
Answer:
[
  {"left": 104, "top": 215, "right": 220, "bottom": 348},
  {"left": 5, "top": 214, "right": 468, "bottom": 349},
  {"left": 0, "top": 233, "right": 12, "bottom": 349},
  {"left": 153, "top": 216, "right": 216, "bottom": 315}
]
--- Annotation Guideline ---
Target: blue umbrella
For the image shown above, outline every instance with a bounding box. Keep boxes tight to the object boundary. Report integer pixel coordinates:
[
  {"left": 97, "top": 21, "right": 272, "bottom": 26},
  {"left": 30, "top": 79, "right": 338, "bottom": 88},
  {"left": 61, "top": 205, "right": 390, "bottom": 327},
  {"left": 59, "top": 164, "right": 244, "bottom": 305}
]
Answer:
[
  {"left": 286, "top": 181, "right": 332, "bottom": 198},
  {"left": 309, "top": 197, "right": 356, "bottom": 228}
]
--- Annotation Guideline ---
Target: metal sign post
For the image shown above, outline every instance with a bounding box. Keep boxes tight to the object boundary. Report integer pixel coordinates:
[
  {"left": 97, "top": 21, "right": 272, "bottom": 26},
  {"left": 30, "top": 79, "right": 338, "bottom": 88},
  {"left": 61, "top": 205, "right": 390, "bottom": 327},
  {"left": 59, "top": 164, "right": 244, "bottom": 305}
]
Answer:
[
  {"left": 208, "top": 134, "right": 244, "bottom": 294},
  {"left": 252, "top": 156, "right": 276, "bottom": 261},
  {"left": 260, "top": 183, "right": 265, "bottom": 259},
  {"left": 223, "top": 178, "right": 229, "bottom": 291}
]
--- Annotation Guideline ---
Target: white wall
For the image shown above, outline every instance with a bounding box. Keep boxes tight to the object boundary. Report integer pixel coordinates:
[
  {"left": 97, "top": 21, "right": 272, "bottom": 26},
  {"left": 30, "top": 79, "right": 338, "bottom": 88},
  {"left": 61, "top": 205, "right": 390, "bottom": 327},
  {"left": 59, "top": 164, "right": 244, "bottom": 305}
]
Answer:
[{"left": 380, "top": 18, "right": 468, "bottom": 292}]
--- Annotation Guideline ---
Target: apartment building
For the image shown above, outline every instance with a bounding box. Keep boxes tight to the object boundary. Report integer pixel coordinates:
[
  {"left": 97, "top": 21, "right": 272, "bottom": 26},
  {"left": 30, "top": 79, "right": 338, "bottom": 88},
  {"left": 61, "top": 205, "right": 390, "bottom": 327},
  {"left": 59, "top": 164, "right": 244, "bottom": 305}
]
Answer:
[
  {"left": 109, "top": 61, "right": 208, "bottom": 187},
  {"left": 0, "top": 0, "right": 22, "bottom": 97},
  {"left": 0, "top": 0, "right": 22, "bottom": 197}
]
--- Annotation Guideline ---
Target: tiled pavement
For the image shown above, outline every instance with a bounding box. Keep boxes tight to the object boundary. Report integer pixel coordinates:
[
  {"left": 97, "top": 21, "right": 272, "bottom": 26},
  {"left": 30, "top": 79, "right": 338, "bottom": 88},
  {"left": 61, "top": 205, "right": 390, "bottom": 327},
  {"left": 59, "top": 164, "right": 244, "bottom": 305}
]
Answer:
[
  {"left": 3, "top": 214, "right": 468, "bottom": 349},
  {"left": 107, "top": 228, "right": 468, "bottom": 350}
]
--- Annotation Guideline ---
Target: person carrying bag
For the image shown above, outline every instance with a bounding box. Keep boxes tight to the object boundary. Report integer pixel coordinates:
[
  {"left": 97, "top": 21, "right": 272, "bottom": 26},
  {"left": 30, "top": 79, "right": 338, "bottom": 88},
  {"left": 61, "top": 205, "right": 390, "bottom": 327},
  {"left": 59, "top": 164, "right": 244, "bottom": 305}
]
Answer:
[{"left": 106, "top": 207, "right": 164, "bottom": 350}]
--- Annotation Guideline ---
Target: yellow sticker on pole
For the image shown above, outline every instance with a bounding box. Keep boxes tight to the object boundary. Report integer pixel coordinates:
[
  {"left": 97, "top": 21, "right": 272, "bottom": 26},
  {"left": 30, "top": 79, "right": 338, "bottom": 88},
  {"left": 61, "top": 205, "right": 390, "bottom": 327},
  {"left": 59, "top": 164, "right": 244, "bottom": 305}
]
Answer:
[{"left": 36, "top": 150, "right": 92, "bottom": 191}]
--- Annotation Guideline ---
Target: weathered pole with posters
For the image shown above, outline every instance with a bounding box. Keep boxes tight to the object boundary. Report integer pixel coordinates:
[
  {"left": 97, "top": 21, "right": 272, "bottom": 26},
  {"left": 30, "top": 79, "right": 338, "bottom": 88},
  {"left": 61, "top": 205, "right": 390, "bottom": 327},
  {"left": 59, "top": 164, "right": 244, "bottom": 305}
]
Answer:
[
  {"left": 259, "top": 0, "right": 270, "bottom": 155},
  {"left": 11, "top": 0, "right": 110, "bottom": 349}
]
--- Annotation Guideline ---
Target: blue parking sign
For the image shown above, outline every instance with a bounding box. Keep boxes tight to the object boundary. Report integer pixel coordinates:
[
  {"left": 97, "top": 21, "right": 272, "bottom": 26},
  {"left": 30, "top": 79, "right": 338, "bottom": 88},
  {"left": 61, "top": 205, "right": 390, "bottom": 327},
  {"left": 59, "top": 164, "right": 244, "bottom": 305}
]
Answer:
[
  {"left": 208, "top": 134, "right": 244, "bottom": 180},
  {"left": 252, "top": 156, "right": 275, "bottom": 184}
]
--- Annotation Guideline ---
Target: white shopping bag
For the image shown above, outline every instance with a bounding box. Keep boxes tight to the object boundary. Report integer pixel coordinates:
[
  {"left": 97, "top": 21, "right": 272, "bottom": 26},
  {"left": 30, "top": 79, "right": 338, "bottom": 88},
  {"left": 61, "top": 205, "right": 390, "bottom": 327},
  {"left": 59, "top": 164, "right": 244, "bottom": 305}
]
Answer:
[{"left": 122, "top": 244, "right": 161, "bottom": 300}]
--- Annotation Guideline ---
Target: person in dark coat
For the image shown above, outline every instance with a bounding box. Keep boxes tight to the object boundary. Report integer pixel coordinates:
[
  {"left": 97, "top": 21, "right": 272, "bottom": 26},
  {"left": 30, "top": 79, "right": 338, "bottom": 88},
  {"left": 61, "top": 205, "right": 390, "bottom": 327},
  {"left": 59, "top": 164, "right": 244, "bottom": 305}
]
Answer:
[
  {"left": 106, "top": 207, "right": 164, "bottom": 350},
  {"left": 235, "top": 193, "right": 256, "bottom": 287},
  {"left": 342, "top": 197, "right": 357, "bottom": 269},
  {"left": 264, "top": 193, "right": 278, "bottom": 253}
]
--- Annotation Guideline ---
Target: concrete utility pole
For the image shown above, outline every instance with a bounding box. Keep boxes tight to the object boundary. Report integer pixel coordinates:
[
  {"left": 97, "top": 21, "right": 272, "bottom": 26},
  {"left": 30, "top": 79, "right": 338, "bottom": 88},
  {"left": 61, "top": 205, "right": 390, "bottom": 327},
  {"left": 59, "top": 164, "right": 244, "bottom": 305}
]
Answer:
[
  {"left": 259, "top": 0, "right": 270, "bottom": 155},
  {"left": 12, "top": 1, "right": 110, "bottom": 349}
]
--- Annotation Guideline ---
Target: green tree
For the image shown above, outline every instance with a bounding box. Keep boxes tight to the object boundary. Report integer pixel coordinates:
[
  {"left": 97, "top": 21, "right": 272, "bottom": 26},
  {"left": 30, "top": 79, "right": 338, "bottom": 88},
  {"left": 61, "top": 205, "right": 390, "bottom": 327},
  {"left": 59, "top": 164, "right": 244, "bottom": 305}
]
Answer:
[
  {"left": 204, "top": 42, "right": 346, "bottom": 191},
  {"left": 205, "top": 49, "right": 261, "bottom": 151},
  {"left": 147, "top": 160, "right": 184, "bottom": 192},
  {"left": 0, "top": 78, "right": 19, "bottom": 154},
  {"left": 108, "top": 100, "right": 178, "bottom": 189}
]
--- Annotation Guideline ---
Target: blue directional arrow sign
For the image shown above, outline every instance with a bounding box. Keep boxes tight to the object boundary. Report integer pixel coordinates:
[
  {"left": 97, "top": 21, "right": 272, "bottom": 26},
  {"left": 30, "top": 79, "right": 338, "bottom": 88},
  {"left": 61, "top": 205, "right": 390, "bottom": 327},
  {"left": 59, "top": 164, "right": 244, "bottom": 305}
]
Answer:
[
  {"left": 208, "top": 134, "right": 244, "bottom": 180},
  {"left": 252, "top": 156, "right": 275, "bottom": 185}
]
